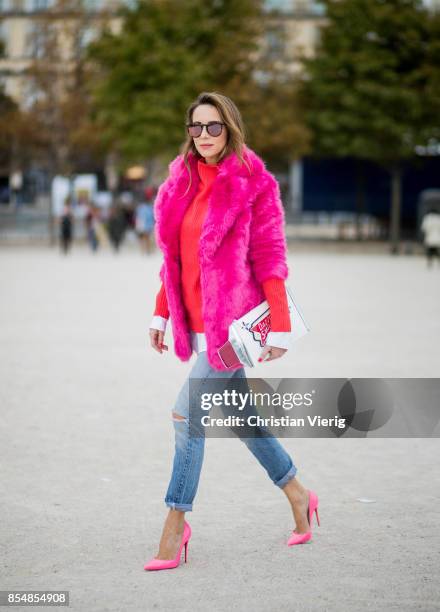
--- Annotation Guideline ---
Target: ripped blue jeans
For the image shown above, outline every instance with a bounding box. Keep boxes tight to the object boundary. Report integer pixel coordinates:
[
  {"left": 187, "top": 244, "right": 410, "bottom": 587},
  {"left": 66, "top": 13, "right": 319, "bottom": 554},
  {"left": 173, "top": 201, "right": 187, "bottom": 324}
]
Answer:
[{"left": 164, "top": 351, "right": 297, "bottom": 512}]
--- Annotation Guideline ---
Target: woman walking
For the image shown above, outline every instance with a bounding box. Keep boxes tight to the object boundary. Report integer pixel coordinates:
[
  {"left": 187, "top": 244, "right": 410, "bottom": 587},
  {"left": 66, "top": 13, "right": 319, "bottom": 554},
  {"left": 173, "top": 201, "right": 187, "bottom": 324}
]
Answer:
[{"left": 145, "top": 92, "right": 319, "bottom": 571}]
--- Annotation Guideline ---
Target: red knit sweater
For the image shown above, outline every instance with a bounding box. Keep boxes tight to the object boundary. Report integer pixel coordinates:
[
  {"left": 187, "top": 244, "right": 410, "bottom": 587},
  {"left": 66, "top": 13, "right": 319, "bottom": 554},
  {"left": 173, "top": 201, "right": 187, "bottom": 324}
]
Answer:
[{"left": 154, "top": 158, "right": 291, "bottom": 332}]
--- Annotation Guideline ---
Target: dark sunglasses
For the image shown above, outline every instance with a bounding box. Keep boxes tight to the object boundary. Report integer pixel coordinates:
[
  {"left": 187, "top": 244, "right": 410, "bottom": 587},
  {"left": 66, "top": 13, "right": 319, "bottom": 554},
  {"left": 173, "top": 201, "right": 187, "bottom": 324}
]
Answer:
[{"left": 186, "top": 121, "right": 225, "bottom": 138}]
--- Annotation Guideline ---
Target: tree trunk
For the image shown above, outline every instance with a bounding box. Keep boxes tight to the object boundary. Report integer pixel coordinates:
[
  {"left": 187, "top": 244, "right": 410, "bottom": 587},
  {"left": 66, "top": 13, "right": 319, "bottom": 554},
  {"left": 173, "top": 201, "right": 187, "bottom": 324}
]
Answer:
[
  {"left": 355, "top": 159, "right": 366, "bottom": 241},
  {"left": 389, "top": 164, "right": 402, "bottom": 255},
  {"left": 48, "top": 171, "right": 56, "bottom": 247}
]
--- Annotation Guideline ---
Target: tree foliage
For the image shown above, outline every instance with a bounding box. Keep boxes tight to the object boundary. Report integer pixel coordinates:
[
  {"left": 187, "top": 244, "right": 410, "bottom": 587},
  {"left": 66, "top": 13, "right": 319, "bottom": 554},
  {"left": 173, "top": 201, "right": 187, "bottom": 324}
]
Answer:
[
  {"left": 88, "top": 0, "right": 310, "bottom": 166},
  {"left": 300, "top": 0, "right": 440, "bottom": 167},
  {"left": 88, "top": 0, "right": 264, "bottom": 163}
]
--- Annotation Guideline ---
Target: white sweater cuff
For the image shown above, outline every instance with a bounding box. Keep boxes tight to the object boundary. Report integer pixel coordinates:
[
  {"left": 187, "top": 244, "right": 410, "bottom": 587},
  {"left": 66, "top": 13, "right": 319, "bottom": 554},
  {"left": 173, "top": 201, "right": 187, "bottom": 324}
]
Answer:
[
  {"left": 266, "top": 331, "right": 292, "bottom": 350},
  {"left": 150, "top": 315, "right": 168, "bottom": 332}
]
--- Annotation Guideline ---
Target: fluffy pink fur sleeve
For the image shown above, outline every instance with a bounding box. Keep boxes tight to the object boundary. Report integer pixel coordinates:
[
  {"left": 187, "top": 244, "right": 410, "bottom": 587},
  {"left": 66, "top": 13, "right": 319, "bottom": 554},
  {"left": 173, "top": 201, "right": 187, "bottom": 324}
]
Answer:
[{"left": 248, "top": 173, "right": 289, "bottom": 284}]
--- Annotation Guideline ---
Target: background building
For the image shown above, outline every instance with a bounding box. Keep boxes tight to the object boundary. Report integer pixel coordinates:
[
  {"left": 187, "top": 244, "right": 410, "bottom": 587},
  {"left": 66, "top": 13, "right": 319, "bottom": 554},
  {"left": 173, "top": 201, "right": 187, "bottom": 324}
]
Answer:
[{"left": 0, "top": 0, "right": 125, "bottom": 105}]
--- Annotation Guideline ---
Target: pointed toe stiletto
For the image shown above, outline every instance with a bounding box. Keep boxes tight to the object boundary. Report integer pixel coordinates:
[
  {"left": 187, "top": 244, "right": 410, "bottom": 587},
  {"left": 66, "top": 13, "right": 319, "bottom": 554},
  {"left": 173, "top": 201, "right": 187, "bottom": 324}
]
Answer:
[
  {"left": 144, "top": 521, "right": 192, "bottom": 571},
  {"left": 287, "top": 489, "right": 320, "bottom": 546}
]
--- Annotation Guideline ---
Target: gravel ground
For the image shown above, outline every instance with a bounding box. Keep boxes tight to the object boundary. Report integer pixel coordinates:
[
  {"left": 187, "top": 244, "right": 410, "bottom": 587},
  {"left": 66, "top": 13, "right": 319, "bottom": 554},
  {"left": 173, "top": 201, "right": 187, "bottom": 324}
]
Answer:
[{"left": 0, "top": 244, "right": 439, "bottom": 612}]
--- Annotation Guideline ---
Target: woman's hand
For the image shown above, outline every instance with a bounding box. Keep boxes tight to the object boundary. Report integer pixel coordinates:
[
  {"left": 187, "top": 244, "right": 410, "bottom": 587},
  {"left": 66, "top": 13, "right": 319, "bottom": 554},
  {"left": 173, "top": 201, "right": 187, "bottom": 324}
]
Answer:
[
  {"left": 149, "top": 328, "right": 168, "bottom": 354},
  {"left": 258, "top": 345, "right": 287, "bottom": 362}
]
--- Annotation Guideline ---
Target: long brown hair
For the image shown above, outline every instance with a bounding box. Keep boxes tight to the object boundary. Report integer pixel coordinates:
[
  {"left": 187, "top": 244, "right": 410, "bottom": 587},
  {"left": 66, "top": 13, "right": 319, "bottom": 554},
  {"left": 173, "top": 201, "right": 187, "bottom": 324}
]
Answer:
[{"left": 180, "top": 92, "right": 252, "bottom": 196}]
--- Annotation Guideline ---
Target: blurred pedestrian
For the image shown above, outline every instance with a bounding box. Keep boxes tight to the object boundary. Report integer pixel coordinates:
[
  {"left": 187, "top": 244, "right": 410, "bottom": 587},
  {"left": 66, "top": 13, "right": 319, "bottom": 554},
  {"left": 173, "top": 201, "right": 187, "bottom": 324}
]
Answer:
[
  {"left": 107, "top": 204, "right": 127, "bottom": 252},
  {"left": 59, "top": 197, "right": 74, "bottom": 255},
  {"left": 421, "top": 208, "right": 440, "bottom": 268},
  {"left": 85, "top": 204, "right": 100, "bottom": 252},
  {"left": 135, "top": 187, "right": 156, "bottom": 254},
  {"left": 93, "top": 205, "right": 110, "bottom": 248}
]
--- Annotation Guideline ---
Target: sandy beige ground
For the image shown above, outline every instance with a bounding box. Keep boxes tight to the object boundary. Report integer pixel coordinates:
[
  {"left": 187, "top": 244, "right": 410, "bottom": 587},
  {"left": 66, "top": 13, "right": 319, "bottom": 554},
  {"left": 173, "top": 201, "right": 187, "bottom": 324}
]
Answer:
[{"left": 0, "top": 244, "right": 439, "bottom": 612}]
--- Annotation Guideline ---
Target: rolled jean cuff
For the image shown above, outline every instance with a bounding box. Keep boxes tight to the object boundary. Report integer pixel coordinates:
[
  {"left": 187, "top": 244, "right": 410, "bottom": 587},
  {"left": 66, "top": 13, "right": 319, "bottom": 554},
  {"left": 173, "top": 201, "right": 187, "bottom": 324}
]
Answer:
[
  {"left": 165, "top": 501, "right": 193, "bottom": 512},
  {"left": 275, "top": 465, "right": 297, "bottom": 488}
]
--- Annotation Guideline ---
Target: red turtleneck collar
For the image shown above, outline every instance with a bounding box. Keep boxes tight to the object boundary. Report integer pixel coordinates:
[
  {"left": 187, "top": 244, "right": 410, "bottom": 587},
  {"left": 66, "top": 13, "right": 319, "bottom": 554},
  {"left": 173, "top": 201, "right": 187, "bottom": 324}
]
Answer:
[{"left": 197, "top": 158, "right": 219, "bottom": 185}]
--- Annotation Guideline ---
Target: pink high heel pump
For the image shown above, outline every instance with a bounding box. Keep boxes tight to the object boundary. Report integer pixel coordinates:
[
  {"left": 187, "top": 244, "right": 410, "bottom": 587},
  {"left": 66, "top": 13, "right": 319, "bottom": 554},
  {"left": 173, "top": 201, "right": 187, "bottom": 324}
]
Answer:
[
  {"left": 144, "top": 521, "right": 192, "bottom": 571},
  {"left": 287, "top": 489, "right": 320, "bottom": 546}
]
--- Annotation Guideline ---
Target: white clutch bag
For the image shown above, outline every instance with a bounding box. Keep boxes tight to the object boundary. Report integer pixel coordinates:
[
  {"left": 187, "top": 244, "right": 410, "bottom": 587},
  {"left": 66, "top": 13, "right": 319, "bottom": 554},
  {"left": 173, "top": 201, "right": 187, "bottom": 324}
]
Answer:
[{"left": 217, "top": 283, "right": 311, "bottom": 368}]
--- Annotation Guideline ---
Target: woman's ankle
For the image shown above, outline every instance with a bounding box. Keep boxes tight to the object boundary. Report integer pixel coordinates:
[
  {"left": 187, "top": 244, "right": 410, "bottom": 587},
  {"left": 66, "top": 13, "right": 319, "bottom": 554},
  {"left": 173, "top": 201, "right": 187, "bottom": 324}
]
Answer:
[
  {"left": 283, "top": 477, "right": 307, "bottom": 501},
  {"left": 165, "top": 509, "right": 186, "bottom": 528}
]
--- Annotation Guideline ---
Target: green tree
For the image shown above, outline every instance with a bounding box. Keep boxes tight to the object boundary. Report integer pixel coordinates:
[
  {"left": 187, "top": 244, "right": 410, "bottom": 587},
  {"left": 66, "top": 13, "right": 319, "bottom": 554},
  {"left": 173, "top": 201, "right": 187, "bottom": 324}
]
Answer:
[
  {"left": 88, "top": 0, "right": 267, "bottom": 169},
  {"left": 300, "top": 0, "right": 440, "bottom": 252}
]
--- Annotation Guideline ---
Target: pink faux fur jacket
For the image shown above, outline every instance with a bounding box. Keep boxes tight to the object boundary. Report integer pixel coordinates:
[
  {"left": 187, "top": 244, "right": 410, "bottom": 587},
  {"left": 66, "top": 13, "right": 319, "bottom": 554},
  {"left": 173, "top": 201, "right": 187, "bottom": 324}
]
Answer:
[{"left": 154, "top": 144, "right": 289, "bottom": 371}]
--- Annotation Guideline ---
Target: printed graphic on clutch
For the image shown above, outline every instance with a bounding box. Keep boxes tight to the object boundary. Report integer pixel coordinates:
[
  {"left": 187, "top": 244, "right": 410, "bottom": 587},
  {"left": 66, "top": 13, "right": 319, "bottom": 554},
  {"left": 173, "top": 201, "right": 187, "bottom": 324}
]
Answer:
[{"left": 247, "top": 308, "right": 271, "bottom": 347}]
